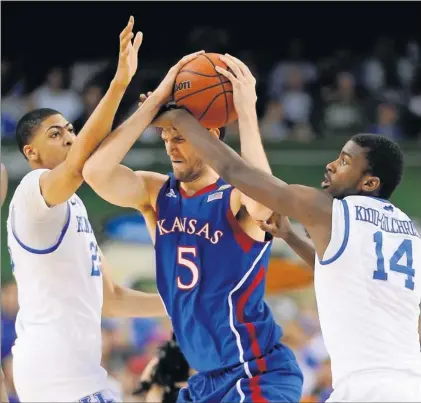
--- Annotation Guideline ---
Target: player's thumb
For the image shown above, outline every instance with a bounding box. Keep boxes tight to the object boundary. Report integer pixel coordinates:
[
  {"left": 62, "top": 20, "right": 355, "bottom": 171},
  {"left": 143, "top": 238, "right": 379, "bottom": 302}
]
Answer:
[{"left": 134, "top": 32, "right": 143, "bottom": 51}]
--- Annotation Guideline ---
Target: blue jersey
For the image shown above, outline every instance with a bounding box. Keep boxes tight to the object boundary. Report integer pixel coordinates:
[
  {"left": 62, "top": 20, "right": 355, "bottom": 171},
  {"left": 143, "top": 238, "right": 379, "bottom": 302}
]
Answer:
[{"left": 155, "top": 174, "right": 282, "bottom": 372}]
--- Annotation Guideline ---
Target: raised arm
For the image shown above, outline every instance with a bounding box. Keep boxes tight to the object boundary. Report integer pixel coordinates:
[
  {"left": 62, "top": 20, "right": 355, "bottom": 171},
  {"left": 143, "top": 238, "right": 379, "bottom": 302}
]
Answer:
[
  {"left": 166, "top": 108, "right": 333, "bottom": 258},
  {"left": 100, "top": 249, "right": 167, "bottom": 318},
  {"left": 82, "top": 51, "right": 204, "bottom": 210},
  {"left": 39, "top": 17, "right": 142, "bottom": 207},
  {"left": 216, "top": 54, "right": 272, "bottom": 221}
]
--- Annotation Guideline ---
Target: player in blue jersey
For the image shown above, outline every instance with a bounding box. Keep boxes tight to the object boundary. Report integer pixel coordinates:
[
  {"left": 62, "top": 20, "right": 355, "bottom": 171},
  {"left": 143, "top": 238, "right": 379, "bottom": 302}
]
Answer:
[
  {"left": 155, "top": 55, "right": 421, "bottom": 402},
  {"left": 83, "top": 55, "right": 304, "bottom": 402}
]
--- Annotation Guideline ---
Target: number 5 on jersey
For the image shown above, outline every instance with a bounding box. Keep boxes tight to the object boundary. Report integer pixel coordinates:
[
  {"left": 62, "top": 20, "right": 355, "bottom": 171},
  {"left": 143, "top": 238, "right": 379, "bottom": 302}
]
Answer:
[
  {"left": 373, "top": 231, "right": 415, "bottom": 290},
  {"left": 177, "top": 246, "right": 199, "bottom": 290}
]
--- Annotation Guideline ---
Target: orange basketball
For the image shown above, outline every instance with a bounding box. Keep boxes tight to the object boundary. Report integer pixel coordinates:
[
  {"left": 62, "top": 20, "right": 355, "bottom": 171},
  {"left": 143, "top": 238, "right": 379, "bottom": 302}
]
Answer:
[{"left": 173, "top": 53, "right": 237, "bottom": 129}]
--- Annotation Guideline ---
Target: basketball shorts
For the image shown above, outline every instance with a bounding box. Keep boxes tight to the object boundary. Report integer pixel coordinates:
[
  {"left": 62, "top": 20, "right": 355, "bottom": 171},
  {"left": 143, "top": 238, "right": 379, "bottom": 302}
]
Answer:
[
  {"left": 327, "top": 370, "right": 421, "bottom": 402},
  {"left": 178, "top": 343, "right": 303, "bottom": 403}
]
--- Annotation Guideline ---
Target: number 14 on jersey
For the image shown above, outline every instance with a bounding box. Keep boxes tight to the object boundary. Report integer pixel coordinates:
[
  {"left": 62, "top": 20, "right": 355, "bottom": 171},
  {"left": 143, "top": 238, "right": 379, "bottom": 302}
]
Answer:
[{"left": 372, "top": 231, "right": 415, "bottom": 290}]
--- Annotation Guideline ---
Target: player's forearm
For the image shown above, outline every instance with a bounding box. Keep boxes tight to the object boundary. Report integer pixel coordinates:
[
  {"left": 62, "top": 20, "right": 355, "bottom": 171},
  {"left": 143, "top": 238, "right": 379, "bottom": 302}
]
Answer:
[
  {"left": 283, "top": 230, "right": 316, "bottom": 270},
  {"left": 83, "top": 95, "right": 161, "bottom": 180},
  {"left": 171, "top": 109, "right": 290, "bottom": 210},
  {"left": 103, "top": 286, "right": 167, "bottom": 318},
  {"left": 238, "top": 109, "right": 272, "bottom": 175},
  {"left": 65, "top": 80, "right": 127, "bottom": 175}
]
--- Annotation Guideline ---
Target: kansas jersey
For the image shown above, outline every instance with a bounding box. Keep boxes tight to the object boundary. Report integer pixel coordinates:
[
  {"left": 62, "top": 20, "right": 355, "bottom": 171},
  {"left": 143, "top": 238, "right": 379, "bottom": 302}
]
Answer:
[
  {"left": 155, "top": 174, "right": 281, "bottom": 373},
  {"left": 315, "top": 195, "right": 421, "bottom": 388},
  {"left": 7, "top": 169, "right": 107, "bottom": 402}
]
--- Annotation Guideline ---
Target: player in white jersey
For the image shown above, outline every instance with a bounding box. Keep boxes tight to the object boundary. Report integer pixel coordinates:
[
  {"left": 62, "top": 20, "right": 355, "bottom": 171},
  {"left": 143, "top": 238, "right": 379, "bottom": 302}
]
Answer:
[
  {"left": 149, "top": 58, "right": 421, "bottom": 402},
  {"left": 4, "top": 17, "right": 189, "bottom": 403}
]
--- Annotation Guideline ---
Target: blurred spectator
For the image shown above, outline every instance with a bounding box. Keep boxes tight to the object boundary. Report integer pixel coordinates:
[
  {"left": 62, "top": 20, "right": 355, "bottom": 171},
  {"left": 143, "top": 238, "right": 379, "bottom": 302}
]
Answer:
[
  {"left": 404, "top": 67, "right": 421, "bottom": 138},
  {"left": 28, "top": 66, "right": 83, "bottom": 122},
  {"left": 73, "top": 81, "right": 105, "bottom": 132},
  {"left": 1, "top": 60, "right": 28, "bottom": 139},
  {"left": 320, "top": 71, "right": 366, "bottom": 137},
  {"left": 267, "top": 39, "right": 317, "bottom": 100},
  {"left": 368, "top": 102, "right": 403, "bottom": 141},
  {"left": 361, "top": 37, "right": 399, "bottom": 96},
  {"left": 260, "top": 101, "right": 290, "bottom": 141}
]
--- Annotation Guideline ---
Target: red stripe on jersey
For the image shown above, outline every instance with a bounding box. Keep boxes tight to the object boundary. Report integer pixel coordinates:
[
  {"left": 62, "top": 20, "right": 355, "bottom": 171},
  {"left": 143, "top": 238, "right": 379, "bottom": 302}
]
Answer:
[
  {"left": 236, "top": 265, "right": 268, "bottom": 373},
  {"left": 249, "top": 375, "right": 268, "bottom": 403},
  {"left": 226, "top": 209, "right": 255, "bottom": 253}
]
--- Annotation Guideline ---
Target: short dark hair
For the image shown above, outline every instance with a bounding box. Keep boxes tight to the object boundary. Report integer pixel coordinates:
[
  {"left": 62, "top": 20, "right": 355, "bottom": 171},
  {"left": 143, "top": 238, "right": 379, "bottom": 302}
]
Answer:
[
  {"left": 351, "top": 133, "right": 404, "bottom": 199},
  {"left": 16, "top": 108, "right": 61, "bottom": 157}
]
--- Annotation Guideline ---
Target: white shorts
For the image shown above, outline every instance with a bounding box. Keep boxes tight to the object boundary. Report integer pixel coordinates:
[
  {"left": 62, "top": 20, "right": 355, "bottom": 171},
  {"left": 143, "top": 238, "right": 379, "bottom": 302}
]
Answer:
[{"left": 327, "top": 370, "right": 421, "bottom": 402}]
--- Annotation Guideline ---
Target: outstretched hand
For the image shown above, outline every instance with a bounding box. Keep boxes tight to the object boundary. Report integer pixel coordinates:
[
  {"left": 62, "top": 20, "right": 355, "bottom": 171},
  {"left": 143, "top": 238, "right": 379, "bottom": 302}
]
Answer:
[
  {"left": 215, "top": 54, "right": 257, "bottom": 118},
  {"left": 137, "top": 51, "right": 205, "bottom": 110},
  {"left": 114, "top": 16, "right": 143, "bottom": 88}
]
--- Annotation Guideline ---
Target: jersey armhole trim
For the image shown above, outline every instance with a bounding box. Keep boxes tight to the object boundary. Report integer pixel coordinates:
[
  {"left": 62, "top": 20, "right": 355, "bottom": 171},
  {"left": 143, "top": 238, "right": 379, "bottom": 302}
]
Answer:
[
  {"left": 11, "top": 202, "right": 71, "bottom": 254},
  {"left": 319, "top": 199, "right": 350, "bottom": 265}
]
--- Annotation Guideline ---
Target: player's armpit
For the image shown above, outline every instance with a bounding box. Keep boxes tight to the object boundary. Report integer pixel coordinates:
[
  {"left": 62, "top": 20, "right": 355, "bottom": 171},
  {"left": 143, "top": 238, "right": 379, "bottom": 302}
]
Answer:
[{"left": 100, "top": 249, "right": 167, "bottom": 318}]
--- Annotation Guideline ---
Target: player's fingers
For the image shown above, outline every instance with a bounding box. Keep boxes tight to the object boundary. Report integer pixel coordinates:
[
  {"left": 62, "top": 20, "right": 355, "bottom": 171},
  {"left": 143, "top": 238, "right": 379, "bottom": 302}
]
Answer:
[
  {"left": 139, "top": 94, "right": 147, "bottom": 102},
  {"left": 147, "top": 91, "right": 153, "bottom": 97},
  {"left": 119, "top": 16, "right": 134, "bottom": 45},
  {"left": 219, "top": 55, "right": 243, "bottom": 79},
  {"left": 258, "top": 222, "right": 275, "bottom": 233},
  {"left": 120, "top": 32, "right": 134, "bottom": 54},
  {"left": 133, "top": 31, "right": 143, "bottom": 52},
  {"left": 215, "top": 66, "right": 238, "bottom": 84},
  {"left": 225, "top": 53, "right": 253, "bottom": 80},
  {"left": 120, "top": 45, "right": 130, "bottom": 60},
  {"left": 175, "top": 50, "right": 205, "bottom": 69}
]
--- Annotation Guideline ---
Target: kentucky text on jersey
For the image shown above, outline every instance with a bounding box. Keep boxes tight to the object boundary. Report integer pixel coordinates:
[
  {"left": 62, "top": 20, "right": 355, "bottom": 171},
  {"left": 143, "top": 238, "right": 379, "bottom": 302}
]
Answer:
[
  {"left": 355, "top": 205, "right": 420, "bottom": 238},
  {"left": 76, "top": 215, "right": 94, "bottom": 234},
  {"left": 157, "top": 217, "right": 223, "bottom": 244}
]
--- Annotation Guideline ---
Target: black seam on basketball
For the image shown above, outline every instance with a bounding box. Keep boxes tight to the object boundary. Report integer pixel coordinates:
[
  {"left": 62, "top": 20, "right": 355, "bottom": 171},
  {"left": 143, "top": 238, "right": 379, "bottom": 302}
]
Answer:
[
  {"left": 178, "top": 69, "right": 220, "bottom": 78},
  {"left": 198, "top": 91, "right": 227, "bottom": 122},
  {"left": 174, "top": 80, "right": 230, "bottom": 103},
  {"left": 202, "top": 55, "right": 230, "bottom": 126}
]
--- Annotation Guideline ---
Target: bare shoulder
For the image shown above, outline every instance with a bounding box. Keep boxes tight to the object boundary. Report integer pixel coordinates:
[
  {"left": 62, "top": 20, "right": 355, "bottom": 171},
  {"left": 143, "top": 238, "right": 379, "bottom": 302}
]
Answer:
[{"left": 134, "top": 171, "right": 168, "bottom": 211}]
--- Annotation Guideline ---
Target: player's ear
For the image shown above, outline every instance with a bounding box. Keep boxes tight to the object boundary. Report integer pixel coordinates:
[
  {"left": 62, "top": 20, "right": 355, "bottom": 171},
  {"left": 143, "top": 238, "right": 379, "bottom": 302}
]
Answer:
[
  {"left": 23, "top": 144, "right": 39, "bottom": 162},
  {"left": 362, "top": 175, "right": 381, "bottom": 193},
  {"left": 208, "top": 128, "right": 220, "bottom": 139}
]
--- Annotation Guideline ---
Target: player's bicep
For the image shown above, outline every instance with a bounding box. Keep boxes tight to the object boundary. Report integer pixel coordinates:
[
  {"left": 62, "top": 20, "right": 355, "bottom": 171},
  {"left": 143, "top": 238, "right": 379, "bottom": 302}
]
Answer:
[{"left": 85, "top": 164, "right": 150, "bottom": 210}]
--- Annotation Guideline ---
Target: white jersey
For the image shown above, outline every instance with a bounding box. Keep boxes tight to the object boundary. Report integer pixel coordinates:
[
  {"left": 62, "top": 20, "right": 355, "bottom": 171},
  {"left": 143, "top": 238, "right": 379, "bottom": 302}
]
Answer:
[
  {"left": 315, "top": 195, "right": 421, "bottom": 388},
  {"left": 7, "top": 169, "right": 107, "bottom": 402}
]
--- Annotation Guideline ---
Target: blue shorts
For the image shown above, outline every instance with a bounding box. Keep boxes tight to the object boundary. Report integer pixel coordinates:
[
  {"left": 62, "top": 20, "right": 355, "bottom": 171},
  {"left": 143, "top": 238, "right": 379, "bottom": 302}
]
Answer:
[{"left": 178, "top": 343, "right": 303, "bottom": 403}]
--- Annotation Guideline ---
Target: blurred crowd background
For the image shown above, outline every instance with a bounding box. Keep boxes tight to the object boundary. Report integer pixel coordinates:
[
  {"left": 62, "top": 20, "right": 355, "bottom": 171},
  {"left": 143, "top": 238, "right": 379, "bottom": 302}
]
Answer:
[{"left": 1, "top": 2, "right": 421, "bottom": 402}]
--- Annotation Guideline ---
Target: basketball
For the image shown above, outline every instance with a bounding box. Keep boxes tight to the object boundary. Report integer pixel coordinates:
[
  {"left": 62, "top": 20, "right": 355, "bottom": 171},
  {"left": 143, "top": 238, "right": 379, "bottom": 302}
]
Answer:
[{"left": 173, "top": 53, "right": 237, "bottom": 129}]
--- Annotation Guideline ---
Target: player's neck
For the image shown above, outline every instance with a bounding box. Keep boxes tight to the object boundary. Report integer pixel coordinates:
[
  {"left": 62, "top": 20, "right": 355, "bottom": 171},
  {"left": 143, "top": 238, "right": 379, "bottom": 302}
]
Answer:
[{"left": 179, "top": 167, "right": 219, "bottom": 196}]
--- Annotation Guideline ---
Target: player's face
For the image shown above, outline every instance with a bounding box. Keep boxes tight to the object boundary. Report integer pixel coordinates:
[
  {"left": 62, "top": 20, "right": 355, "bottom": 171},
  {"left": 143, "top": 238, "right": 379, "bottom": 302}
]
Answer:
[
  {"left": 161, "top": 128, "right": 206, "bottom": 182},
  {"left": 322, "top": 140, "right": 380, "bottom": 199},
  {"left": 24, "top": 114, "right": 76, "bottom": 169}
]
